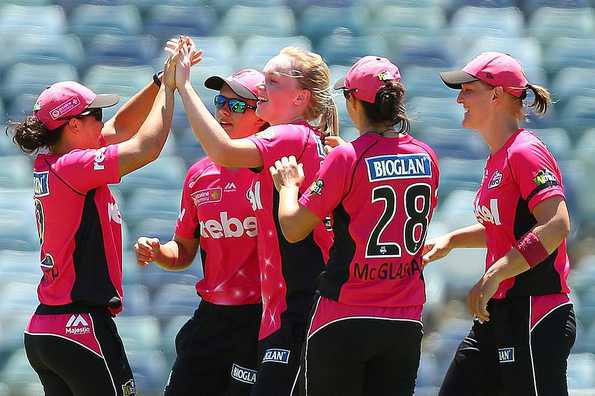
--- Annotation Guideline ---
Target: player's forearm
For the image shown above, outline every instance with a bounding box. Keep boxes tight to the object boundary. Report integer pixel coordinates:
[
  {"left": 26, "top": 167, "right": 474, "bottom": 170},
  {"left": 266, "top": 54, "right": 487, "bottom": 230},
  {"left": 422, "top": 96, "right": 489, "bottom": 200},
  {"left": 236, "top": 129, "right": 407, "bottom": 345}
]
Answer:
[
  {"left": 448, "top": 223, "right": 487, "bottom": 249},
  {"left": 178, "top": 82, "right": 233, "bottom": 164},
  {"left": 278, "top": 186, "right": 307, "bottom": 243},
  {"left": 153, "top": 240, "right": 193, "bottom": 271},
  {"left": 103, "top": 81, "right": 160, "bottom": 145}
]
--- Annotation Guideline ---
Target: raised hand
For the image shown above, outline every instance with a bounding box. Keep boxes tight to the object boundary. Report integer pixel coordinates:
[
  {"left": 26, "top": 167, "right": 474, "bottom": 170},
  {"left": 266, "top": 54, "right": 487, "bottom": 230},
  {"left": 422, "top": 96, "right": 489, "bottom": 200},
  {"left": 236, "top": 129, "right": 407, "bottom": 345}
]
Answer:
[
  {"left": 134, "top": 236, "right": 162, "bottom": 266},
  {"left": 269, "top": 156, "right": 305, "bottom": 192},
  {"left": 175, "top": 37, "right": 203, "bottom": 91},
  {"left": 323, "top": 135, "right": 346, "bottom": 154}
]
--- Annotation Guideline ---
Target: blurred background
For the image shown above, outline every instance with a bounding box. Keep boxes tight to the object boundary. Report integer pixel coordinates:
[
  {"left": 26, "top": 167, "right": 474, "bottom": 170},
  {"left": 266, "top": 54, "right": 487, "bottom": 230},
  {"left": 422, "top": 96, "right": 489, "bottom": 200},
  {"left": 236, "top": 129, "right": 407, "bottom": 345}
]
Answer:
[{"left": 0, "top": 0, "right": 595, "bottom": 395}]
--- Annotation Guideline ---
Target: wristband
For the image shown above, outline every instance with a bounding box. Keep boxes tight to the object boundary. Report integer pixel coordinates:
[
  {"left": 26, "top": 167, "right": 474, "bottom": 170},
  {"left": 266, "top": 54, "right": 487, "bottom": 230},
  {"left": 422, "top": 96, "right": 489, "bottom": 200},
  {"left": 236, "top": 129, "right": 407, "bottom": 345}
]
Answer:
[
  {"left": 515, "top": 231, "right": 549, "bottom": 267},
  {"left": 153, "top": 70, "right": 164, "bottom": 87}
]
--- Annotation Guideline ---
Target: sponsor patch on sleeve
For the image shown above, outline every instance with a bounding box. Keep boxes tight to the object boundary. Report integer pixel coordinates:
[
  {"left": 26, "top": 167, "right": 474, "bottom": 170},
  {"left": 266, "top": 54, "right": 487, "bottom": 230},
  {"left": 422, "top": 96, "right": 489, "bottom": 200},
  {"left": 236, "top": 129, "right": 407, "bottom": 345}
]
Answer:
[
  {"left": 309, "top": 179, "right": 324, "bottom": 195},
  {"left": 262, "top": 348, "right": 290, "bottom": 364},
  {"left": 498, "top": 347, "right": 515, "bottom": 363},
  {"left": 532, "top": 168, "right": 558, "bottom": 187},
  {"left": 365, "top": 154, "right": 432, "bottom": 182},
  {"left": 33, "top": 171, "right": 50, "bottom": 197}
]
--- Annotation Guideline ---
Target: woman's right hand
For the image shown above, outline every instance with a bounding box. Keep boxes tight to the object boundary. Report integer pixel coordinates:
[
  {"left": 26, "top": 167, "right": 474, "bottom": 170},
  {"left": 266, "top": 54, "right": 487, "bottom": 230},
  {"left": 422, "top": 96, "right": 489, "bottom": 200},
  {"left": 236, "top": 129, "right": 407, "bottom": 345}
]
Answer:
[
  {"left": 175, "top": 37, "right": 203, "bottom": 91},
  {"left": 134, "top": 237, "right": 162, "bottom": 266},
  {"left": 422, "top": 234, "right": 453, "bottom": 266},
  {"left": 323, "top": 135, "right": 346, "bottom": 154}
]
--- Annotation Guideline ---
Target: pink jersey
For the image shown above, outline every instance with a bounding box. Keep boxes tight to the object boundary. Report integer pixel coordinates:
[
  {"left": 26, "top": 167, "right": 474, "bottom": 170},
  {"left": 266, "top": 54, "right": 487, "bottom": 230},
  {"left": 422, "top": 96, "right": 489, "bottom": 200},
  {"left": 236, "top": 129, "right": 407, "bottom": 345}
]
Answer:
[
  {"left": 474, "top": 128, "right": 570, "bottom": 298},
  {"left": 175, "top": 157, "right": 260, "bottom": 305},
  {"left": 299, "top": 132, "right": 439, "bottom": 309},
  {"left": 247, "top": 122, "right": 333, "bottom": 340},
  {"left": 33, "top": 144, "right": 123, "bottom": 314}
]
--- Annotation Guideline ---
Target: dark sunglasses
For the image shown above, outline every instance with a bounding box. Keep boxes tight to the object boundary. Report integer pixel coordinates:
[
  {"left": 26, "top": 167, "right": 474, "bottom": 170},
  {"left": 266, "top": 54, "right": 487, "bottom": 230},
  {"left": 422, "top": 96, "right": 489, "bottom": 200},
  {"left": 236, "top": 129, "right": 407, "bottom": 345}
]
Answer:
[
  {"left": 342, "top": 88, "right": 357, "bottom": 100},
  {"left": 58, "top": 107, "right": 103, "bottom": 122},
  {"left": 213, "top": 94, "right": 256, "bottom": 113}
]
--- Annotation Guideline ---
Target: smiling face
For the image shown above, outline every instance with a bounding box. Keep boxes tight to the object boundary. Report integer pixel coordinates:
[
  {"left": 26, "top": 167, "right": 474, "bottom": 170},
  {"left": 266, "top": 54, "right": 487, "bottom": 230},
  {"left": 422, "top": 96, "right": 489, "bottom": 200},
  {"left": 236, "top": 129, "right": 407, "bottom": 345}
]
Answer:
[
  {"left": 257, "top": 54, "right": 307, "bottom": 125},
  {"left": 216, "top": 84, "right": 264, "bottom": 139},
  {"left": 457, "top": 81, "right": 495, "bottom": 131}
]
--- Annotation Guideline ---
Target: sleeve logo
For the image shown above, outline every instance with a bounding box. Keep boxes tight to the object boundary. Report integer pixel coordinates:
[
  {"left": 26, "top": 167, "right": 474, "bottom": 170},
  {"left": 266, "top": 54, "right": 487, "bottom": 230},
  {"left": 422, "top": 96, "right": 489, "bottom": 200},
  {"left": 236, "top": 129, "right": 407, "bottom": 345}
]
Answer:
[
  {"left": 488, "top": 171, "right": 503, "bottom": 189},
  {"left": 365, "top": 154, "right": 431, "bottom": 182},
  {"left": 191, "top": 188, "right": 223, "bottom": 206},
  {"left": 94, "top": 147, "right": 107, "bottom": 171},
  {"left": 532, "top": 169, "right": 557, "bottom": 187},
  {"left": 262, "top": 348, "right": 290, "bottom": 364},
  {"left": 309, "top": 179, "right": 324, "bottom": 195},
  {"left": 33, "top": 171, "right": 50, "bottom": 197}
]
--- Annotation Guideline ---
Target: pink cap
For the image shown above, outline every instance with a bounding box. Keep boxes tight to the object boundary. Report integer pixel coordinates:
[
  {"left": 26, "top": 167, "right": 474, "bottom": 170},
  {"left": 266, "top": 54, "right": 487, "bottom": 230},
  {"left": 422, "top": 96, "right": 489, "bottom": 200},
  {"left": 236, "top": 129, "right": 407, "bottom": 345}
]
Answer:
[
  {"left": 440, "top": 52, "right": 528, "bottom": 97},
  {"left": 33, "top": 81, "right": 119, "bottom": 131},
  {"left": 334, "top": 56, "right": 401, "bottom": 103},
  {"left": 204, "top": 69, "right": 264, "bottom": 100}
]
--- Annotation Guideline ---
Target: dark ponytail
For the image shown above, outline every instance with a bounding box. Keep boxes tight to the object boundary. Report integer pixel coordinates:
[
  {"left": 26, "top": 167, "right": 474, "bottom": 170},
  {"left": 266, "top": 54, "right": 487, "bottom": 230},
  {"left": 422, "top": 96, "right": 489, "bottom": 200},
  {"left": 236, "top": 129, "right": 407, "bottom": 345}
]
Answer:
[
  {"left": 361, "top": 80, "right": 411, "bottom": 134},
  {"left": 6, "top": 116, "right": 63, "bottom": 154}
]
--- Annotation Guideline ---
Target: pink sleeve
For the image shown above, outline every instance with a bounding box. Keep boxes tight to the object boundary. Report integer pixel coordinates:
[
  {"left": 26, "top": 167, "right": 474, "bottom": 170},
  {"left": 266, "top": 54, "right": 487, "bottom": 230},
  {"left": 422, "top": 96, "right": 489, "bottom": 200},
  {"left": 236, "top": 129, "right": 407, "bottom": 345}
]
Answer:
[
  {"left": 175, "top": 170, "right": 200, "bottom": 239},
  {"left": 509, "top": 142, "right": 565, "bottom": 211},
  {"left": 299, "top": 145, "right": 352, "bottom": 220},
  {"left": 53, "top": 145, "right": 120, "bottom": 193},
  {"left": 247, "top": 125, "right": 304, "bottom": 170}
]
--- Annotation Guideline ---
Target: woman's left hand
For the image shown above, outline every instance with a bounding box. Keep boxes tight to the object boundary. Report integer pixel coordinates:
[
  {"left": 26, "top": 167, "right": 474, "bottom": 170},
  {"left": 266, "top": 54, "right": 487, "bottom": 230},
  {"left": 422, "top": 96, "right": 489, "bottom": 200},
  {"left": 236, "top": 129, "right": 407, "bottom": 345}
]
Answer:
[
  {"left": 269, "top": 155, "right": 305, "bottom": 192},
  {"left": 467, "top": 273, "right": 501, "bottom": 322}
]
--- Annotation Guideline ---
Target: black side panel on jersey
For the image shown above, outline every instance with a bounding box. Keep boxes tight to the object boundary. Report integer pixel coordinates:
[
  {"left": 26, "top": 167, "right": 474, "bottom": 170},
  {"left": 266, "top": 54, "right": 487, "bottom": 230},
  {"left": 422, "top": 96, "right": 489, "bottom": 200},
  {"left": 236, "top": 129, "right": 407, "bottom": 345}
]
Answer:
[
  {"left": 318, "top": 204, "right": 356, "bottom": 301},
  {"left": 507, "top": 197, "right": 562, "bottom": 297},
  {"left": 273, "top": 190, "right": 325, "bottom": 324},
  {"left": 71, "top": 189, "right": 119, "bottom": 306}
]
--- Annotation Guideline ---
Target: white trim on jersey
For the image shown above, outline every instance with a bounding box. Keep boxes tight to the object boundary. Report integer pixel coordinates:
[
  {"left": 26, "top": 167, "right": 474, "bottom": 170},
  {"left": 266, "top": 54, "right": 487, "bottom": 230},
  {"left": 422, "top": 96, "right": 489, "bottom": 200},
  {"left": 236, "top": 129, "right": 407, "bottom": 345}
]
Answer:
[
  {"left": 528, "top": 296, "right": 539, "bottom": 396},
  {"left": 24, "top": 330, "right": 103, "bottom": 359},
  {"left": 530, "top": 302, "right": 573, "bottom": 333},
  {"left": 90, "top": 315, "right": 118, "bottom": 396}
]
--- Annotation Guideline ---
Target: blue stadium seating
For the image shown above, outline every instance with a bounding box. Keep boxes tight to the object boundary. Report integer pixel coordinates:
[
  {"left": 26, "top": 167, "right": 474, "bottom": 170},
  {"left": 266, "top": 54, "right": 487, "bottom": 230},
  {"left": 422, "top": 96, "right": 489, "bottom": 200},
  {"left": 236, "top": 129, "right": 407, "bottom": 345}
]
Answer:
[
  {"left": 84, "top": 34, "right": 158, "bottom": 68},
  {"left": 239, "top": 35, "right": 312, "bottom": 70},
  {"left": 528, "top": 7, "right": 595, "bottom": 43},
  {"left": 450, "top": 6, "right": 524, "bottom": 38},
  {"left": 1, "top": 62, "right": 77, "bottom": 98},
  {"left": 317, "top": 33, "right": 389, "bottom": 66},
  {"left": 69, "top": 4, "right": 142, "bottom": 39},
  {"left": 544, "top": 38, "right": 595, "bottom": 77},
  {"left": 0, "top": 4, "right": 65, "bottom": 35},
  {"left": 144, "top": 5, "right": 217, "bottom": 44},
  {"left": 299, "top": 5, "right": 368, "bottom": 41},
  {"left": 218, "top": 6, "right": 296, "bottom": 39}
]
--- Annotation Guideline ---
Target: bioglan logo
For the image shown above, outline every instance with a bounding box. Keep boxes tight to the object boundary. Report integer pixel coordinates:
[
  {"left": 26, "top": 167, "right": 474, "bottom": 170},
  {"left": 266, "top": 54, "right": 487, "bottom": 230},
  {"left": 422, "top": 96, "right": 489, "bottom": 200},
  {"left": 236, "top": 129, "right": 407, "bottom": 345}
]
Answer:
[
  {"left": 65, "top": 314, "right": 91, "bottom": 335},
  {"left": 366, "top": 154, "right": 432, "bottom": 182},
  {"left": 230, "top": 363, "right": 257, "bottom": 385},
  {"left": 94, "top": 147, "right": 107, "bottom": 171},
  {"left": 262, "top": 348, "right": 290, "bottom": 364},
  {"left": 33, "top": 171, "right": 50, "bottom": 197},
  {"left": 200, "top": 212, "right": 257, "bottom": 239},
  {"left": 498, "top": 347, "right": 515, "bottom": 363}
]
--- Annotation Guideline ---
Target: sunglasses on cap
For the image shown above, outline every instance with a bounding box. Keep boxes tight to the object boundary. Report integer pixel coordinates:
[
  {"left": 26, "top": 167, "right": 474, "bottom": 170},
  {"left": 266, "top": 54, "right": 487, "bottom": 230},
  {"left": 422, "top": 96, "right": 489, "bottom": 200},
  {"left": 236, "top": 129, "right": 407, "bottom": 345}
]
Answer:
[
  {"left": 57, "top": 107, "right": 103, "bottom": 122},
  {"left": 342, "top": 89, "right": 357, "bottom": 100},
  {"left": 213, "top": 94, "right": 257, "bottom": 113}
]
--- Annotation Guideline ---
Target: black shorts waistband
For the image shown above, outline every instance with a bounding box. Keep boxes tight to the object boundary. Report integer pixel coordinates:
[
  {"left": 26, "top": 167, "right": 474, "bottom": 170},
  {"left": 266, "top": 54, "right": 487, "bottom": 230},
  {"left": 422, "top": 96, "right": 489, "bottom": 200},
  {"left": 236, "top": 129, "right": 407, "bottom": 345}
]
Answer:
[
  {"left": 36, "top": 303, "right": 111, "bottom": 316},
  {"left": 197, "top": 300, "right": 262, "bottom": 318}
]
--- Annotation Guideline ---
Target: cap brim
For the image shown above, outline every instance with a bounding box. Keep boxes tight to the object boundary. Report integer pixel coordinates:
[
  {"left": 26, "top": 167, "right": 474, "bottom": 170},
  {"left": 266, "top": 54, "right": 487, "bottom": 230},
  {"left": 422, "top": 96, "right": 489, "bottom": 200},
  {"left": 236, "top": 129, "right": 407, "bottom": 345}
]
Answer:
[
  {"left": 88, "top": 94, "right": 119, "bottom": 109},
  {"left": 440, "top": 71, "right": 478, "bottom": 89},
  {"left": 204, "top": 76, "right": 257, "bottom": 100},
  {"left": 333, "top": 77, "right": 346, "bottom": 90}
]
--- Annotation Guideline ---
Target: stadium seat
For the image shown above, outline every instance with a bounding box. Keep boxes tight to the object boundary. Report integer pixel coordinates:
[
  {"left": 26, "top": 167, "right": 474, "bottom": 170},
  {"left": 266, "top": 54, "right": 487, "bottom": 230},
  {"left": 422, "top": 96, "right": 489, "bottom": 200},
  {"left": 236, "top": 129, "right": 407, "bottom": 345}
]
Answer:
[
  {"left": 567, "top": 353, "right": 595, "bottom": 389},
  {"left": 84, "top": 34, "right": 158, "bottom": 68},
  {"left": 299, "top": 5, "right": 369, "bottom": 42},
  {"left": 523, "top": 0, "right": 590, "bottom": 15},
  {"left": 239, "top": 35, "right": 312, "bottom": 70},
  {"left": 0, "top": 250, "right": 40, "bottom": 285},
  {"left": 435, "top": 158, "right": 484, "bottom": 199},
  {"left": 139, "top": 257, "right": 202, "bottom": 295},
  {"left": 161, "top": 315, "right": 189, "bottom": 362},
  {"left": 450, "top": 6, "right": 524, "bottom": 39},
  {"left": 544, "top": 38, "right": 595, "bottom": 77},
  {"left": 0, "top": 4, "right": 65, "bottom": 35},
  {"left": 528, "top": 7, "right": 595, "bottom": 44},
  {"left": 0, "top": 349, "right": 40, "bottom": 391},
  {"left": 126, "top": 350, "right": 169, "bottom": 394},
  {"left": 1, "top": 62, "right": 77, "bottom": 98},
  {"left": 83, "top": 65, "right": 154, "bottom": 99},
  {"left": 68, "top": 4, "right": 142, "bottom": 39},
  {"left": 416, "top": 127, "right": 488, "bottom": 160},
  {"left": 170, "top": 36, "right": 237, "bottom": 68},
  {"left": 433, "top": 189, "right": 478, "bottom": 230},
  {"left": 408, "top": 96, "right": 464, "bottom": 131},
  {"left": 393, "top": 35, "right": 455, "bottom": 68},
  {"left": 211, "top": 0, "right": 288, "bottom": 13},
  {"left": 403, "top": 67, "right": 454, "bottom": 99},
  {"left": 317, "top": 33, "right": 390, "bottom": 66},
  {"left": 0, "top": 281, "right": 38, "bottom": 317},
  {"left": 114, "top": 315, "right": 161, "bottom": 352},
  {"left": 0, "top": 33, "right": 84, "bottom": 72},
  {"left": 367, "top": 6, "right": 445, "bottom": 38},
  {"left": 217, "top": 6, "right": 296, "bottom": 39},
  {"left": 119, "top": 155, "right": 186, "bottom": 194},
  {"left": 153, "top": 283, "right": 201, "bottom": 319},
  {"left": 552, "top": 68, "right": 595, "bottom": 107},
  {"left": 174, "top": 128, "right": 207, "bottom": 167},
  {"left": 532, "top": 128, "right": 572, "bottom": 161},
  {"left": 558, "top": 96, "right": 595, "bottom": 140},
  {"left": 125, "top": 188, "right": 182, "bottom": 228},
  {"left": 0, "top": 156, "right": 32, "bottom": 190},
  {"left": 144, "top": 5, "right": 217, "bottom": 44},
  {"left": 6, "top": 94, "right": 38, "bottom": 121},
  {"left": 120, "top": 284, "right": 150, "bottom": 316}
]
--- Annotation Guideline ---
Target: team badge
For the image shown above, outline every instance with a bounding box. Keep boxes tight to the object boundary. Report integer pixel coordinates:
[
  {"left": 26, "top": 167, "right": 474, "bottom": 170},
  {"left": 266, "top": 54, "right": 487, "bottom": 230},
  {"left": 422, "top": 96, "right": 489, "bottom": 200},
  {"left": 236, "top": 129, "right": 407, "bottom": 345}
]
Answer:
[
  {"left": 310, "top": 179, "right": 324, "bottom": 195},
  {"left": 488, "top": 171, "right": 503, "bottom": 189}
]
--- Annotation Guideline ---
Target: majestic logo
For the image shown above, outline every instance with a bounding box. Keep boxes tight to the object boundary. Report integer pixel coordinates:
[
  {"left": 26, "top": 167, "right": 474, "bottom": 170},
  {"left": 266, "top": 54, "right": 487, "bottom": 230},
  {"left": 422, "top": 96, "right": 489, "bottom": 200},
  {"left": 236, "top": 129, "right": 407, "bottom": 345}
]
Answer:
[
  {"left": 121, "top": 379, "right": 136, "bottom": 396},
  {"left": 200, "top": 212, "right": 257, "bottom": 239},
  {"left": 231, "top": 364, "right": 257, "bottom": 385},
  {"left": 33, "top": 171, "right": 50, "bottom": 197},
  {"left": 533, "top": 168, "right": 557, "bottom": 187},
  {"left": 246, "top": 181, "right": 263, "bottom": 211},
  {"left": 488, "top": 171, "right": 503, "bottom": 189},
  {"left": 50, "top": 97, "right": 80, "bottom": 120},
  {"left": 309, "top": 179, "right": 324, "bottom": 195},
  {"left": 498, "top": 347, "right": 515, "bottom": 363},
  {"left": 65, "top": 314, "right": 90, "bottom": 335},
  {"left": 224, "top": 182, "right": 237, "bottom": 192},
  {"left": 262, "top": 348, "right": 290, "bottom": 364},
  {"left": 94, "top": 147, "right": 107, "bottom": 171},
  {"left": 474, "top": 198, "right": 501, "bottom": 226},
  {"left": 108, "top": 201, "right": 122, "bottom": 224},
  {"left": 366, "top": 154, "right": 431, "bottom": 182},
  {"left": 191, "top": 188, "right": 223, "bottom": 206}
]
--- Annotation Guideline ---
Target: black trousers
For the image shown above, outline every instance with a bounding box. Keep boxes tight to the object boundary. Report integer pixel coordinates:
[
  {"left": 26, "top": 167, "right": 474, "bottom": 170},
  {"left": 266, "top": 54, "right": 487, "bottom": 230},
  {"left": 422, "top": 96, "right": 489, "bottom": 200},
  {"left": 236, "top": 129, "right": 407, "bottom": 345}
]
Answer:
[
  {"left": 25, "top": 308, "right": 134, "bottom": 396},
  {"left": 164, "top": 300, "right": 262, "bottom": 396},
  {"left": 299, "top": 316, "right": 423, "bottom": 396},
  {"left": 439, "top": 298, "right": 576, "bottom": 396}
]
